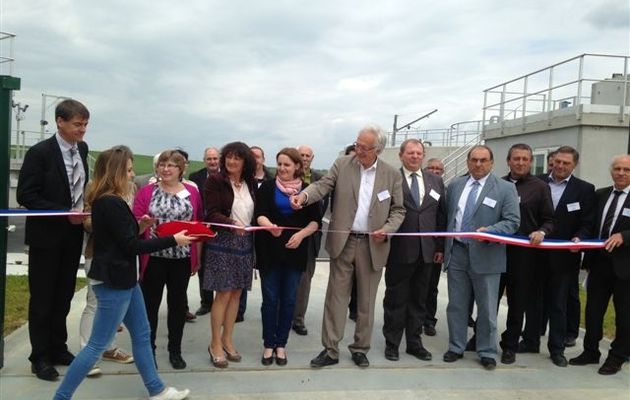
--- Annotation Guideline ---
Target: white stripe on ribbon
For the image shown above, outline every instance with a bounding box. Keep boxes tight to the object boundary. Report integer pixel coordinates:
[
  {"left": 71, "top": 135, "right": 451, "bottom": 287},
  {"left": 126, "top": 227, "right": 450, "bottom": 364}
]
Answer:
[{"left": 0, "top": 209, "right": 604, "bottom": 250}]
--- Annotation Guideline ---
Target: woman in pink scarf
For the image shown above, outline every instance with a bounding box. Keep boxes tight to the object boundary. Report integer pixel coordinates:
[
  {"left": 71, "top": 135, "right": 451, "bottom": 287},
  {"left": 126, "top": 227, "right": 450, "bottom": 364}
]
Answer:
[{"left": 254, "top": 147, "right": 322, "bottom": 366}]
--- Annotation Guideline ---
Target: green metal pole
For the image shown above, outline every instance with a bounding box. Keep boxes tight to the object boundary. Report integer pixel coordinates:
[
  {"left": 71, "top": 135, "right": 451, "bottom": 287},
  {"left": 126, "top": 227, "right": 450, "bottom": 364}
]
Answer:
[{"left": 0, "top": 75, "right": 21, "bottom": 369}]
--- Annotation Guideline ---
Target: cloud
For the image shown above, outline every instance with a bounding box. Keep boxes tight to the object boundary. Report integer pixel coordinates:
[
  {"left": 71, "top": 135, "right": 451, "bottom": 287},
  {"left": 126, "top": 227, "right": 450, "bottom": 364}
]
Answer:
[{"left": 3, "top": 0, "right": 628, "bottom": 168}]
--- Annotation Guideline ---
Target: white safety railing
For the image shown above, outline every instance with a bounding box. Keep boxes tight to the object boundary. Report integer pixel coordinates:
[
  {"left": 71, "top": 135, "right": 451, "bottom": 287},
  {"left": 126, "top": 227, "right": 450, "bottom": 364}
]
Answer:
[
  {"left": 482, "top": 53, "right": 630, "bottom": 131},
  {"left": 0, "top": 31, "right": 16, "bottom": 76}
]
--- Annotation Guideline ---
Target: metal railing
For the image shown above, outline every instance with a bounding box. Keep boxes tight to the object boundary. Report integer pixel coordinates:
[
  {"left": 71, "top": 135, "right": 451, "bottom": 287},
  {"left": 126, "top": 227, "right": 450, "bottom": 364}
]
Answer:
[
  {"left": 0, "top": 31, "right": 16, "bottom": 76},
  {"left": 482, "top": 53, "right": 630, "bottom": 131},
  {"left": 386, "top": 120, "right": 482, "bottom": 148}
]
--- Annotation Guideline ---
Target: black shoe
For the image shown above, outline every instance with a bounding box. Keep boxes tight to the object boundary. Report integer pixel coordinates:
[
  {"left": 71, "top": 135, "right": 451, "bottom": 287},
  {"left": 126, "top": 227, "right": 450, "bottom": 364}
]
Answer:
[
  {"left": 516, "top": 341, "right": 540, "bottom": 354},
  {"left": 31, "top": 360, "right": 59, "bottom": 381},
  {"left": 235, "top": 314, "right": 244, "bottom": 323},
  {"left": 406, "top": 346, "right": 432, "bottom": 361},
  {"left": 423, "top": 325, "right": 436, "bottom": 337},
  {"left": 550, "top": 353, "right": 568, "bottom": 367},
  {"left": 348, "top": 311, "right": 357, "bottom": 322},
  {"left": 275, "top": 354, "right": 288, "bottom": 366},
  {"left": 598, "top": 358, "right": 623, "bottom": 375},
  {"left": 443, "top": 351, "right": 463, "bottom": 363},
  {"left": 569, "top": 352, "right": 600, "bottom": 366},
  {"left": 480, "top": 357, "right": 497, "bottom": 370},
  {"left": 384, "top": 346, "right": 399, "bottom": 361},
  {"left": 564, "top": 337, "right": 577, "bottom": 347},
  {"left": 465, "top": 336, "right": 476, "bottom": 352},
  {"left": 52, "top": 350, "right": 75, "bottom": 366},
  {"left": 185, "top": 311, "right": 196, "bottom": 322},
  {"left": 351, "top": 352, "right": 369, "bottom": 368},
  {"left": 195, "top": 304, "right": 211, "bottom": 316},
  {"left": 292, "top": 324, "right": 308, "bottom": 336},
  {"left": 169, "top": 353, "right": 187, "bottom": 370},
  {"left": 310, "top": 349, "right": 338, "bottom": 368},
  {"left": 261, "top": 353, "right": 274, "bottom": 366},
  {"left": 501, "top": 350, "right": 516, "bottom": 364}
]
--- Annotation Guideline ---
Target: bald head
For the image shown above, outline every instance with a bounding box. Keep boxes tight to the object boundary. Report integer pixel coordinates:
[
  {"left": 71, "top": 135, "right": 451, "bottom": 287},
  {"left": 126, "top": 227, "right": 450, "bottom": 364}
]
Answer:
[{"left": 298, "top": 145, "right": 314, "bottom": 170}]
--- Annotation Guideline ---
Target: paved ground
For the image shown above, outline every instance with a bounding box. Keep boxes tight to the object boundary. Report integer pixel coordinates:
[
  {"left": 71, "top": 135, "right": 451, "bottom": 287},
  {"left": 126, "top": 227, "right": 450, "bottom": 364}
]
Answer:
[{"left": 1, "top": 257, "right": 629, "bottom": 399}]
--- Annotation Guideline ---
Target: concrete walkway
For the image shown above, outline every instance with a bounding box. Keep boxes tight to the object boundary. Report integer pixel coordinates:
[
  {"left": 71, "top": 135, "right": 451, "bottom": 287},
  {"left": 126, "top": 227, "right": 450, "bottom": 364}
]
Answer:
[{"left": 1, "top": 259, "right": 628, "bottom": 399}]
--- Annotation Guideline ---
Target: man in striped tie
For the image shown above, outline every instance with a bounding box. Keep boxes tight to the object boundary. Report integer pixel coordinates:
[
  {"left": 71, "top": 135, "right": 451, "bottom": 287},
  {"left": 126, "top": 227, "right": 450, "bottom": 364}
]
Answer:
[{"left": 17, "top": 99, "right": 90, "bottom": 381}]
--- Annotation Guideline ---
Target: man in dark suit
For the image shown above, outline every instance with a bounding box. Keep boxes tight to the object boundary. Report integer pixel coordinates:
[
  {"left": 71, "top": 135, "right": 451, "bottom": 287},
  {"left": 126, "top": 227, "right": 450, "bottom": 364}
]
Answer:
[
  {"left": 442, "top": 145, "right": 520, "bottom": 370},
  {"left": 570, "top": 154, "right": 630, "bottom": 375},
  {"left": 382, "top": 139, "right": 445, "bottom": 362},
  {"left": 291, "top": 124, "right": 405, "bottom": 368},
  {"left": 498, "top": 144, "right": 554, "bottom": 365},
  {"left": 17, "top": 99, "right": 90, "bottom": 381},
  {"left": 292, "top": 144, "right": 327, "bottom": 336},
  {"left": 519, "top": 146, "right": 595, "bottom": 367},
  {"left": 188, "top": 146, "right": 220, "bottom": 316},
  {"left": 423, "top": 157, "right": 446, "bottom": 336}
]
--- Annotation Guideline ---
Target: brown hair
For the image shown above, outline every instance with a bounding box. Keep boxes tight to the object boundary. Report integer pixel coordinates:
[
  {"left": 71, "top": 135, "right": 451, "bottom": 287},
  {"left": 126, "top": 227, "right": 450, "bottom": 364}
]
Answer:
[
  {"left": 55, "top": 99, "right": 90, "bottom": 121},
  {"left": 157, "top": 150, "right": 187, "bottom": 180},
  {"left": 276, "top": 147, "right": 304, "bottom": 179},
  {"left": 85, "top": 146, "right": 134, "bottom": 206}
]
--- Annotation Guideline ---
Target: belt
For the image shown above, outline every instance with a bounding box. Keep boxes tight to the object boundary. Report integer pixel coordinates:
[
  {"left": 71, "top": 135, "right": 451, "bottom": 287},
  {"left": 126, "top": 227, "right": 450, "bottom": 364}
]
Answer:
[{"left": 349, "top": 232, "right": 369, "bottom": 239}]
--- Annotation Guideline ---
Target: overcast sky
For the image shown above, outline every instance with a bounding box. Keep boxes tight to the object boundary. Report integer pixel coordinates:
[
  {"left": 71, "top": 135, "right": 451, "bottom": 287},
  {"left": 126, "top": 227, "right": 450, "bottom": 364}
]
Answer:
[{"left": 1, "top": 0, "right": 628, "bottom": 168}]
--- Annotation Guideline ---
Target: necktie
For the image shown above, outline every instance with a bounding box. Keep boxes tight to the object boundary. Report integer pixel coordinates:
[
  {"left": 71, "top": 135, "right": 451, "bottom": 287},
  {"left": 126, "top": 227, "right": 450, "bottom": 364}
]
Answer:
[
  {"left": 461, "top": 180, "right": 480, "bottom": 232},
  {"left": 600, "top": 190, "right": 623, "bottom": 239},
  {"left": 70, "top": 147, "right": 83, "bottom": 210},
  {"left": 410, "top": 172, "right": 421, "bottom": 207}
]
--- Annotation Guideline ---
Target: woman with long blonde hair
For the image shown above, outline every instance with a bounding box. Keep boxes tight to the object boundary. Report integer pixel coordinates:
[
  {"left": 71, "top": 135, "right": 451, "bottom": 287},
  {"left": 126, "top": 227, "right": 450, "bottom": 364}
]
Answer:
[{"left": 54, "top": 146, "right": 192, "bottom": 400}]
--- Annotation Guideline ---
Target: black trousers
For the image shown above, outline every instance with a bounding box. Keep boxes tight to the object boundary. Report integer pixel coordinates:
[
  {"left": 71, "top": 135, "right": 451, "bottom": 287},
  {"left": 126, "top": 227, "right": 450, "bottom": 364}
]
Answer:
[
  {"left": 28, "top": 242, "right": 82, "bottom": 363},
  {"left": 141, "top": 256, "right": 191, "bottom": 354},
  {"left": 522, "top": 252, "right": 579, "bottom": 355},
  {"left": 424, "top": 262, "right": 442, "bottom": 327},
  {"left": 583, "top": 253, "right": 630, "bottom": 362},
  {"left": 196, "top": 245, "right": 214, "bottom": 307},
  {"left": 566, "top": 273, "right": 581, "bottom": 340},
  {"left": 382, "top": 257, "right": 431, "bottom": 349},
  {"left": 499, "top": 246, "right": 543, "bottom": 352}
]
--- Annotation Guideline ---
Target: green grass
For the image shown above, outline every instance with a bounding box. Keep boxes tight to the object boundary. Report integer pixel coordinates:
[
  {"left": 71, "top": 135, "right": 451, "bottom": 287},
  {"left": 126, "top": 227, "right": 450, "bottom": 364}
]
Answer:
[
  {"left": 88, "top": 151, "right": 205, "bottom": 177},
  {"left": 3, "top": 276, "right": 88, "bottom": 337},
  {"left": 579, "top": 287, "right": 615, "bottom": 338}
]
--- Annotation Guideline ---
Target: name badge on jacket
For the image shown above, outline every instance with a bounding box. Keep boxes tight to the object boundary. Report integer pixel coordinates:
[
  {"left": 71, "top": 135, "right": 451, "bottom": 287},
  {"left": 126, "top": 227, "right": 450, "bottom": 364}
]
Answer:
[
  {"left": 429, "top": 189, "right": 440, "bottom": 201},
  {"left": 177, "top": 189, "right": 191, "bottom": 199},
  {"left": 482, "top": 197, "right": 497, "bottom": 208},
  {"left": 622, "top": 207, "right": 630, "bottom": 217},
  {"left": 377, "top": 190, "right": 391, "bottom": 202},
  {"left": 566, "top": 202, "right": 580, "bottom": 212}
]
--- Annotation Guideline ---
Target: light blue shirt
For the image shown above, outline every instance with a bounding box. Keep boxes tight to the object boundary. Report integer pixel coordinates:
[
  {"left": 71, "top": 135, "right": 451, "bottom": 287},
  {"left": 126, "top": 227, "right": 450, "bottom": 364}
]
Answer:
[{"left": 548, "top": 173, "right": 571, "bottom": 210}]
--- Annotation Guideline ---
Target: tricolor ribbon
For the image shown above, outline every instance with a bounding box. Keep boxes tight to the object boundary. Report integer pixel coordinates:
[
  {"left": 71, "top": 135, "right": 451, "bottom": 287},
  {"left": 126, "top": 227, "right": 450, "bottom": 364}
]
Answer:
[
  {"left": 0, "top": 209, "right": 90, "bottom": 217},
  {"left": 0, "top": 209, "right": 605, "bottom": 250}
]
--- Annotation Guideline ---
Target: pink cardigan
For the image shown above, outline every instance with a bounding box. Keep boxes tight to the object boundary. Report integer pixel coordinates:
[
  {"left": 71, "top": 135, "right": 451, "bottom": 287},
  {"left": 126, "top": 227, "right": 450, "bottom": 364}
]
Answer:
[{"left": 132, "top": 182, "right": 203, "bottom": 280}]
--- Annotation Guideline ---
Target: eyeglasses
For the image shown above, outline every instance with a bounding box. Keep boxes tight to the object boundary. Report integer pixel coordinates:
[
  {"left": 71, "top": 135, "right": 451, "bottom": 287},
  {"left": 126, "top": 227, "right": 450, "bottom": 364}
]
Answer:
[
  {"left": 159, "top": 163, "right": 180, "bottom": 170},
  {"left": 353, "top": 142, "right": 377, "bottom": 152}
]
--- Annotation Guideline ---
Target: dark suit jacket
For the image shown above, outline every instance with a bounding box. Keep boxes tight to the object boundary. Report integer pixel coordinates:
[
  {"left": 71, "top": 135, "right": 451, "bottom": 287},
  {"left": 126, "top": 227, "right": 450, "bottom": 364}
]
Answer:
[
  {"left": 308, "top": 169, "right": 327, "bottom": 256},
  {"left": 538, "top": 174, "right": 595, "bottom": 270},
  {"left": 89, "top": 195, "right": 177, "bottom": 289},
  {"left": 388, "top": 168, "right": 446, "bottom": 265},
  {"left": 254, "top": 180, "right": 322, "bottom": 272},
  {"left": 583, "top": 186, "right": 630, "bottom": 280},
  {"left": 17, "top": 135, "right": 89, "bottom": 248},
  {"left": 189, "top": 168, "right": 209, "bottom": 204}
]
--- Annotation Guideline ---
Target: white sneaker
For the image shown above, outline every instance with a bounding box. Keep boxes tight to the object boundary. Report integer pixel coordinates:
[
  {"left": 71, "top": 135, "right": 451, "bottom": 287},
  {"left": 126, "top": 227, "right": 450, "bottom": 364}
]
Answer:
[
  {"left": 86, "top": 365, "right": 101, "bottom": 377},
  {"left": 149, "top": 386, "right": 191, "bottom": 400}
]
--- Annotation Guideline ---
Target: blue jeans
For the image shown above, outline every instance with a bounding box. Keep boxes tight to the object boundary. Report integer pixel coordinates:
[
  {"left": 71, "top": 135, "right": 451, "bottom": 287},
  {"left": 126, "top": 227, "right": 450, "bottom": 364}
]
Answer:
[
  {"left": 260, "top": 267, "right": 302, "bottom": 348},
  {"left": 54, "top": 284, "right": 165, "bottom": 400}
]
